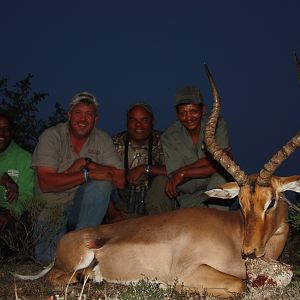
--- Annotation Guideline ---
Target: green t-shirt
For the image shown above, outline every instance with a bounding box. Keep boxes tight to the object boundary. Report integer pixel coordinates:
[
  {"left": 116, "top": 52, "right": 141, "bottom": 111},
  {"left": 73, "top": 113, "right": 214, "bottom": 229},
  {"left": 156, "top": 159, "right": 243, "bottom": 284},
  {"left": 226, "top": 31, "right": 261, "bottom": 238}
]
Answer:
[{"left": 0, "top": 141, "right": 34, "bottom": 215}]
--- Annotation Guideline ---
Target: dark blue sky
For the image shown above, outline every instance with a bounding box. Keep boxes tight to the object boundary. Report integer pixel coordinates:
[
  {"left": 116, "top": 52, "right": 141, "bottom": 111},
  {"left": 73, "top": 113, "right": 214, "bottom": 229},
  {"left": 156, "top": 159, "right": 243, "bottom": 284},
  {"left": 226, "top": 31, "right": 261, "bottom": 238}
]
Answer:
[{"left": 1, "top": 0, "right": 300, "bottom": 177}]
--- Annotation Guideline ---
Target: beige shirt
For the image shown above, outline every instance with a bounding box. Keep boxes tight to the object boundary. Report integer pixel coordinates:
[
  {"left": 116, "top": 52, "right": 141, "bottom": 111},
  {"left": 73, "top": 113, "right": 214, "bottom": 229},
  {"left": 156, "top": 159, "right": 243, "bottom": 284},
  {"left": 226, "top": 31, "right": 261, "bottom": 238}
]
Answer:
[
  {"left": 161, "top": 114, "right": 231, "bottom": 207},
  {"left": 32, "top": 122, "right": 123, "bottom": 207}
]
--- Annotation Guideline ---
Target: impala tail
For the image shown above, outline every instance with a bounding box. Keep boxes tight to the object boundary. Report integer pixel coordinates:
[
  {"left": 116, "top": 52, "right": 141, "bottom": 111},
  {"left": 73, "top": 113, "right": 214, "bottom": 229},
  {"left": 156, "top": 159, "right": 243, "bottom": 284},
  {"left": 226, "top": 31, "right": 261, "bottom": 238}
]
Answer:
[{"left": 11, "top": 261, "right": 55, "bottom": 280}]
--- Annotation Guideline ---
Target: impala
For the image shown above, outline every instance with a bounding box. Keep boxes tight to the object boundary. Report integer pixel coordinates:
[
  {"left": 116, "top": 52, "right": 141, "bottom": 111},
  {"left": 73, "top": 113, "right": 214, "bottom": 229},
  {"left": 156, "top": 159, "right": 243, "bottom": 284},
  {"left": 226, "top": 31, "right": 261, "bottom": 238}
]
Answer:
[{"left": 14, "top": 64, "right": 300, "bottom": 298}]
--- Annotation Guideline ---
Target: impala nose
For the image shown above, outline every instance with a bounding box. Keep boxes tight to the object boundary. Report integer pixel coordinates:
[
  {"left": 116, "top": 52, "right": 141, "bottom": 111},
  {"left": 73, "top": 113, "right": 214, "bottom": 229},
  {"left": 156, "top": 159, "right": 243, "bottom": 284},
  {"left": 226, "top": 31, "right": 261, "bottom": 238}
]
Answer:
[{"left": 241, "top": 251, "right": 256, "bottom": 260}]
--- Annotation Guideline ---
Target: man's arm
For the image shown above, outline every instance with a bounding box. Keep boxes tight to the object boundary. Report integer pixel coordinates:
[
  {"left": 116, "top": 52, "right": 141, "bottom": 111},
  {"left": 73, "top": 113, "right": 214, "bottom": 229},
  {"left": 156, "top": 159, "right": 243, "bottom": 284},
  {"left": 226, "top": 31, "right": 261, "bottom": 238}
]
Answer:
[
  {"left": 163, "top": 117, "right": 231, "bottom": 198},
  {"left": 37, "top": 166, "right": 86, "bottom": 193},
  {"left": 0, "top": 151, "right": 34, "bottom": 216},
  {"left": 165, "top": 148, "right": 232, "bottom": 198},
  {"left": 126, "top": 165, "right": 167, "bottom": 186},
  {"left": 173, "top": 148, "right": 232, "bottom": 176},
  {"left": 0, "top": 173, "right": 18, "bottom": 203},
  {"left": 37, "top": 158, "right": 125, "bottom": 193},
  {"left": 12, "top": 154, "right": 35, "bottom": 215}
]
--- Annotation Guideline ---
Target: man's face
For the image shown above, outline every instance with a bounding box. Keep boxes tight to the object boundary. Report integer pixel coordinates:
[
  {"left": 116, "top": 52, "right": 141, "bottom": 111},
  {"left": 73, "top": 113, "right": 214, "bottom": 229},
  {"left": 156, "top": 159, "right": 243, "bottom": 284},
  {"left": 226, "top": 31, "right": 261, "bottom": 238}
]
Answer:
[
  {"left": 0, "top": 116, "right": 13, "bottom": 152},
  {"left": 68, "top": 103, "right": 98, "bottom": 139},
  {"left": 176, "top": 103, "right": 203, "bottom": 132},
  {"left": 127, "top": 106, "right": 153, "bottom": 145}
]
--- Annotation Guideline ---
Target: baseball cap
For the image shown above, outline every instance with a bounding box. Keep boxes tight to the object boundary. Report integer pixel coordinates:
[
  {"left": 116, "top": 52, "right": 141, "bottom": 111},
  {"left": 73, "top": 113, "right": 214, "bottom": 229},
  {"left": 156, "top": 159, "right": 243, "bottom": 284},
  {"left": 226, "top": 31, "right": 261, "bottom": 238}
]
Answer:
[
  {"left": 174, "top": 85, "right": 203, "bottom": 107},
  {"left": 0, "top": 109, "right": 14, "bottom": 126},
  {"left": 69, "top": 92, "right": 99, "bottom": 108},
  {"left": 127, "top": 102, "right": 153, "bottom": 115}
]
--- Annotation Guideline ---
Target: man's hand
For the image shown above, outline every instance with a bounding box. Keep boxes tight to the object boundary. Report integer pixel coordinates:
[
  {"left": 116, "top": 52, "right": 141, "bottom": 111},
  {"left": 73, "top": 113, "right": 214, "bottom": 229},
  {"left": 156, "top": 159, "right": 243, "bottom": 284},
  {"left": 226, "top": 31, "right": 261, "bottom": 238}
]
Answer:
[
  {"left": 64, "top": 158, "right": 87, "bottom": 173},
  {"left": 126, "top": 165, "right": 145, "bottom": 186},
  {"left": 88, "top": 165, "right": 125, "bottom": 189},
  {"left": 165, "top": 172, "right": 185, "bottom": 199},
  {"left": 1, "top": 173, "right": 18, "bottom": 203},
  {"left": 89, "top": 165, "right": 114, "bottom": 180},
  {"left": 111, "top": 169, "right": 125, "bottom": 189}
]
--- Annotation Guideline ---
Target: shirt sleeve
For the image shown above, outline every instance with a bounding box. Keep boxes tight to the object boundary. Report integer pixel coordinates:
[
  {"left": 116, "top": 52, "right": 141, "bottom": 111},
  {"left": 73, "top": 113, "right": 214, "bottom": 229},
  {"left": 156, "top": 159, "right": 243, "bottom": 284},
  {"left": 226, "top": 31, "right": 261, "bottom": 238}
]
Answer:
[
  {"left": 161, "top": 129, "right": 186, "bottom": 175},
  {"left": 215, "top": 117, "right": 230, "bottom": 150},
  {"left": 8, "top": 153, "right": 34, "bottom": 216},
  {"left": 152, "top": 131, "right": 165, "bottom": 166},
  {"left": 100, "top": 134, "right": 123, "bottom": 169},
  {"left": 32, "top": 128, "right": 61, "bottom": 169}
]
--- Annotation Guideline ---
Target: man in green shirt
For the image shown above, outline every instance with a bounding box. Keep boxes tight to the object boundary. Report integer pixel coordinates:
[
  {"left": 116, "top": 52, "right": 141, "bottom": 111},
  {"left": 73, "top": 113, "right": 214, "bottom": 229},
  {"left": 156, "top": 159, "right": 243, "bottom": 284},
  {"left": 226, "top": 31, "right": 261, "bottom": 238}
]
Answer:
[
  {"left": 161, "top": 86, "right": 232, "bottom": 209},
  {"left": 0, "top": 110, "right": 34, "bottom": 233}
]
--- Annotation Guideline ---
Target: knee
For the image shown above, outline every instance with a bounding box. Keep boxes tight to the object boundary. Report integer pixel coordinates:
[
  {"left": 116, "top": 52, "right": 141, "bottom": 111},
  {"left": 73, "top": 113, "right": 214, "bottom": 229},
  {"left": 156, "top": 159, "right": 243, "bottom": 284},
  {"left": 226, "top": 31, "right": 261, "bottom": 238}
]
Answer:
[
  {"left": 237, "top": 280, "right": 246, "bottom": 294},
  {"left": 84, "top": 180, "right": 113, "bottom": 192},
  {"left": 225, "top": 278, "right": 246, "bottom": 296},
  {"left": 149, "top": 176, "right": 168, "bottom": 189},
  {"left": 207, "top": 173, "right": 228, "bottom": 190}
]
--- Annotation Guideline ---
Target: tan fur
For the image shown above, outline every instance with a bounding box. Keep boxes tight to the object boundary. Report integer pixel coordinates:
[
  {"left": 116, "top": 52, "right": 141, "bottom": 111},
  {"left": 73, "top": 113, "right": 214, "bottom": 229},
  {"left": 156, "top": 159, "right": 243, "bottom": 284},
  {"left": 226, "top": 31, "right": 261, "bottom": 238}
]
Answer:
[{"left": 14, "top": 175, "right": 300, "bottom": 298}]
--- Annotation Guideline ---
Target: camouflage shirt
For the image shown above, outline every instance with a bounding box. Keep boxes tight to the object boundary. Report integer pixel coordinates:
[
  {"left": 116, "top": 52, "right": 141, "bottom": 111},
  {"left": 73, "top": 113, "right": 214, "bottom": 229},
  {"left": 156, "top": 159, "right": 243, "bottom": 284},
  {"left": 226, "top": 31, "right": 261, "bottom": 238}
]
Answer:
[{"left": 112, "top": 129, "right": 165, "bottom": 188}]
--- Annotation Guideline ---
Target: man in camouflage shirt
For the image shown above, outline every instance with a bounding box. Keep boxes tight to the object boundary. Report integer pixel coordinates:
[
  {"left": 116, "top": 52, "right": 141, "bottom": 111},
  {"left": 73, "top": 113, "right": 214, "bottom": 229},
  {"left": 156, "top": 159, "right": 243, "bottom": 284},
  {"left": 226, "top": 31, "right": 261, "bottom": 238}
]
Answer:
[{"left": 109, "top": 102, "right": 173, "bottom": 220}]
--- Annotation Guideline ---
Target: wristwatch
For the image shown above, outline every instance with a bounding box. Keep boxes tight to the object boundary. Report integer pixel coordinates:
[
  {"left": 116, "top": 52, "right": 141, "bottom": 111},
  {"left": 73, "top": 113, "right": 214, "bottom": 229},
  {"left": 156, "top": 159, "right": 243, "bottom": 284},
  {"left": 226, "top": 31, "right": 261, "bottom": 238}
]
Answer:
[
  {"left": 144, "top": 164, "right": 152, "bottom": 175},
  {"left": 82, "top": 168, "right": 89, "bottom": 182}
]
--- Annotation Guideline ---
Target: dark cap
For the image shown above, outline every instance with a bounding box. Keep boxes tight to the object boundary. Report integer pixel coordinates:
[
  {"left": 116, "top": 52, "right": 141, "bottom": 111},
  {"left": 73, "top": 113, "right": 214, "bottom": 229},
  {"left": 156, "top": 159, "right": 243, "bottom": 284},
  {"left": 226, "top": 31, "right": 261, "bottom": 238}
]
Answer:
[
  {"left": 69, "top": 91, "right": 98, "bottom": 108},
  {"left": 127, "top": 102, "right": 153, "bottom": 115},
  {"left": 0, "top": 109, "right": 14, "bottom": 126},
  {"left": 174, "top": 85, "right": 203, "bottom": 107}
]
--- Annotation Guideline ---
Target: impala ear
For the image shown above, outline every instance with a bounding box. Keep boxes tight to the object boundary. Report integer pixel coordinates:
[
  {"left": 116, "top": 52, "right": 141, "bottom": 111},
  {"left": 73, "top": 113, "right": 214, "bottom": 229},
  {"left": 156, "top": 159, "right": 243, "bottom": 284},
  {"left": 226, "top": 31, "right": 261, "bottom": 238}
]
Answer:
[
  {"left": 278, "top": 176, "right": 300, "bottom": 193},
  {"left": 204, "top": 182, "right": 240, "bottom": 199}
]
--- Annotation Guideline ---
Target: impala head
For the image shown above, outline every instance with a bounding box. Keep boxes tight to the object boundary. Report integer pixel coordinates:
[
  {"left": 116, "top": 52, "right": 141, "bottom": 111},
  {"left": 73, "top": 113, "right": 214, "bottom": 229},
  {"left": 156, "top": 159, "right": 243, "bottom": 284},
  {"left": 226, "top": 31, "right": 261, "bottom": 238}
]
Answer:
[{"left": 203, "top": 63, "right": 300, "bottom": 259}]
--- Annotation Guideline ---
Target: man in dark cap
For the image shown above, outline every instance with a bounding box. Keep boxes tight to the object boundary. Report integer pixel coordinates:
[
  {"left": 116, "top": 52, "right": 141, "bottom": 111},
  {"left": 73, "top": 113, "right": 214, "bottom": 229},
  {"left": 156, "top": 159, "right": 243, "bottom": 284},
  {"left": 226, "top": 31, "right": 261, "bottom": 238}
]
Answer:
[
  {"left": 108, "top": 102, "right": 173, "bottom": 221},
  {"left": 161, "top": 86, "right": 232, "bottom": 208},
  {"left": 32, "top": 91, "right": 124, "bottom": 263}
]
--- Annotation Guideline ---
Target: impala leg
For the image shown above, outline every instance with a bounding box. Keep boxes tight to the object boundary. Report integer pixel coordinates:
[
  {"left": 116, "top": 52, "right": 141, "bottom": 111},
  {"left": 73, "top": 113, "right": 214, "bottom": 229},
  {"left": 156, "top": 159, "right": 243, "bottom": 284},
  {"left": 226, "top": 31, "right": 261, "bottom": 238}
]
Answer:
[
  {"left": 47, "top": 267, "right": 94, "bottom": 287},
  {"left": 178, "top": 264, "right": 245, "bottom": 299}
]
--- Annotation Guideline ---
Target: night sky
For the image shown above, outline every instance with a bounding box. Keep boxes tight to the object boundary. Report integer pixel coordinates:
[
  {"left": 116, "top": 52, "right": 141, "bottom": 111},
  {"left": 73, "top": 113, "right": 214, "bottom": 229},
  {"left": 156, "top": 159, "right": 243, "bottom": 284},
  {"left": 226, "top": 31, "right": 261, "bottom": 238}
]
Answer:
[{"left": 1, "top": 0, "right": 300, "bottom": 178}]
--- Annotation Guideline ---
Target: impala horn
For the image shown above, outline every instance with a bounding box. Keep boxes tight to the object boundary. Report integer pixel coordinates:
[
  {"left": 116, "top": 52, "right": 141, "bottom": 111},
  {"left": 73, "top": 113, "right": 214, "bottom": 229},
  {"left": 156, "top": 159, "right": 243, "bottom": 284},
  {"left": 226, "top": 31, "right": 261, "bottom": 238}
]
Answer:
[
  {"left": 204, "top": 64, "right": 249, "bottom": 186},
  {"left": 256, "top": 132, "right": 300, "bottom": 186}
]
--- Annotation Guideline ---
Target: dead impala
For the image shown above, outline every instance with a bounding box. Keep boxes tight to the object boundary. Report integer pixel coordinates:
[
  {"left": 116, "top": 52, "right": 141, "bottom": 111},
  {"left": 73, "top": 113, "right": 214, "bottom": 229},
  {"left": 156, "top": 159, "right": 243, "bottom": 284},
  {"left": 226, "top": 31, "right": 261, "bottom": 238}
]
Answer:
[{"left": 14, "top": 65, "right": 300, "bottom": 298}]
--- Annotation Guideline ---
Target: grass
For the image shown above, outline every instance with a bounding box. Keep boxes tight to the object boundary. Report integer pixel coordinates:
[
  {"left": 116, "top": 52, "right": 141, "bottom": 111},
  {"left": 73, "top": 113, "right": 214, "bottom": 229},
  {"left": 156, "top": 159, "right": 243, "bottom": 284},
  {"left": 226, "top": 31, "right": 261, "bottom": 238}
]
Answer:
[
  {"left": 1, "top": 204, "right": 299, "bottom": 299},
  {"left": 1, "top": 260, "right": 300, "bottom": 300}
]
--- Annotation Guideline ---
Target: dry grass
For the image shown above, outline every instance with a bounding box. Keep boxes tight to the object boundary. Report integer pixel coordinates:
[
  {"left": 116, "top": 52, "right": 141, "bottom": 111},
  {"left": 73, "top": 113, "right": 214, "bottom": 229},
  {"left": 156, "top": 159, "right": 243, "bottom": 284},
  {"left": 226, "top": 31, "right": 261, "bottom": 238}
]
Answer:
[
  {"left": 0, "top": 260, "right": 299, "bottom": 300},
  {"left": 1, "top": 206, "right": 299, "bottom": 300}
]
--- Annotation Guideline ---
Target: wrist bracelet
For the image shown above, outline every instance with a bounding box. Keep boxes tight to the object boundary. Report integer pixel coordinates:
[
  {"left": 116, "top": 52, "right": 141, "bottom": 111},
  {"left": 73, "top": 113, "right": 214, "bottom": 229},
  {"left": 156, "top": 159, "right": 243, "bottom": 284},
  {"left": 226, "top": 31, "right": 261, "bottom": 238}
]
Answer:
[{"left": 82, "top": 168, "right": 89, "bottom": 182}]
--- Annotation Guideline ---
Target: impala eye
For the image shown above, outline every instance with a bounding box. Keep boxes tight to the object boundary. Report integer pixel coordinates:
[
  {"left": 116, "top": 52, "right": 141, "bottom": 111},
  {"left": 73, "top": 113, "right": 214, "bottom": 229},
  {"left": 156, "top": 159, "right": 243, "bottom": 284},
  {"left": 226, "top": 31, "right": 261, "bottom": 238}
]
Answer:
[{"left": 267, "top": 199, "right": 276, "bottom": 210}]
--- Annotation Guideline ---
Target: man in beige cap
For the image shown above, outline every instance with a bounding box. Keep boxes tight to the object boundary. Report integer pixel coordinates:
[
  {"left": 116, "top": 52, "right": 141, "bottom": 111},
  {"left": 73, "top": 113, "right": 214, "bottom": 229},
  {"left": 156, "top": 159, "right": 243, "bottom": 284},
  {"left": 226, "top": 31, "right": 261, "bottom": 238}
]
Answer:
[
  {"left": 161, "top": 86, "right": 232, "bottom": 209},
  {"left": 32, "top": 91, "right": 124, "bottom": 263}
]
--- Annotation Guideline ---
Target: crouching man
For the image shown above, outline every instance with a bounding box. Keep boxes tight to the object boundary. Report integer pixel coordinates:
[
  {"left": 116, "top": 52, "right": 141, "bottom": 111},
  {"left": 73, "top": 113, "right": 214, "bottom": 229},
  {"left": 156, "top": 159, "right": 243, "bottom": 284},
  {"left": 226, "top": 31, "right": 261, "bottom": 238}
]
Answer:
[{"left": 32, "top": 92, "right": 124, "bottom": 264}]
